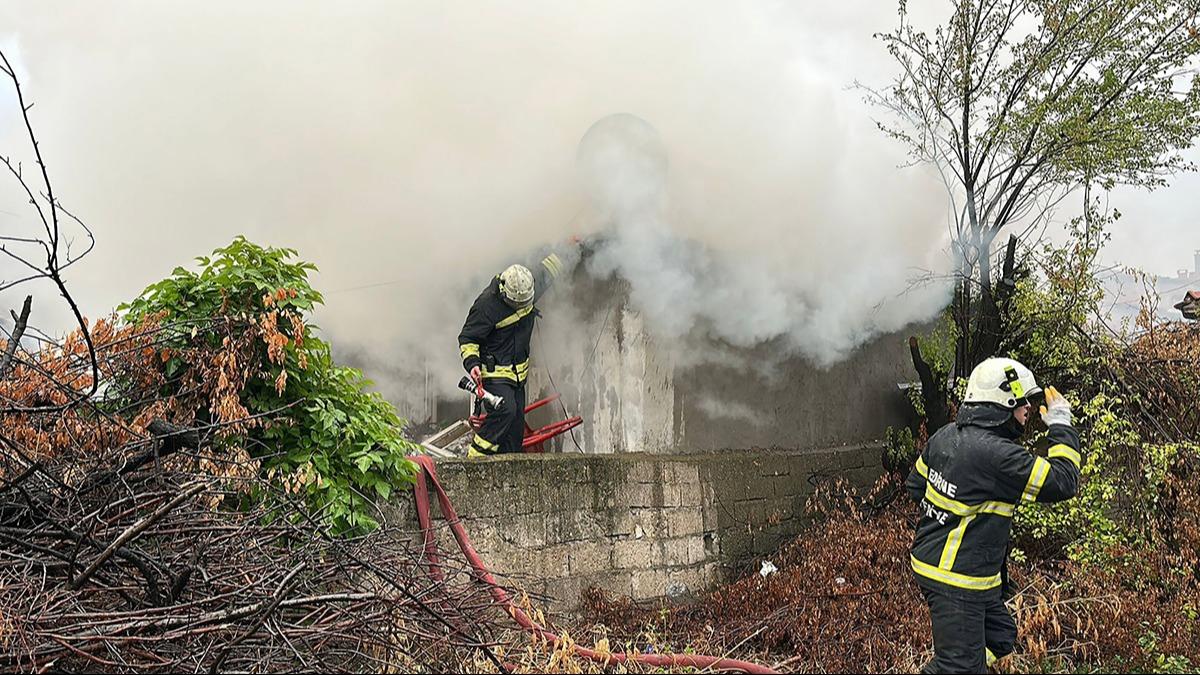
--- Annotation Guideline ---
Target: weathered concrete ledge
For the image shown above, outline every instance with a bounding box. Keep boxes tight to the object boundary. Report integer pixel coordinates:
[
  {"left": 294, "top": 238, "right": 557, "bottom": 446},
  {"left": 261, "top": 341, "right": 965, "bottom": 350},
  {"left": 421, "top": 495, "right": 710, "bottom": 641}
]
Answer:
[{"left": 388, "top": 445, "right": 883, "bottom": 610}]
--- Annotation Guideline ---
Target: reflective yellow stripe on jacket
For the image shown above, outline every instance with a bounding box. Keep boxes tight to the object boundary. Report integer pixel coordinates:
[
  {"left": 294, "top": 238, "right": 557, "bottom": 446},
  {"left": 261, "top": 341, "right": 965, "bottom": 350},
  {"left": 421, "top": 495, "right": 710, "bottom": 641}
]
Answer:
[
  {"left": 917, "top": 457, "right": 1016, "bottom": 518},
  {"left": 1048, "top": 443, "right": 1082, "bottom": 469},
  {"left": 938, "top": 515, "right": 975, "bottom": 569},
  {"left": 923, "top": 485, "right": 1015, "bottom": 518},
  {"left": 480, "top": 359, "right": 531, "bottom": 383},
  {"left": 1022, "top": 457, "right": 1052, "bottom": 502},
  {"left": 911, "top": 555, "right": 1002, "bottom": 591},
  {"left": 496, "top": 305, "right": 535, "bottom": 329}
]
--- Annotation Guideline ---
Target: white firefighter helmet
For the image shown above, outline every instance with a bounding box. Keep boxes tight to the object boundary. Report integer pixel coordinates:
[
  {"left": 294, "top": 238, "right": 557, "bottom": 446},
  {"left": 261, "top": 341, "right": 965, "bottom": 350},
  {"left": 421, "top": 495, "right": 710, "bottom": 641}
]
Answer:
[
  {"left": 963, "top": 357, "right": 1042, "bottom": 409},
  {"left": 498, "top": 264, "right": 535, "bottom": 306}
]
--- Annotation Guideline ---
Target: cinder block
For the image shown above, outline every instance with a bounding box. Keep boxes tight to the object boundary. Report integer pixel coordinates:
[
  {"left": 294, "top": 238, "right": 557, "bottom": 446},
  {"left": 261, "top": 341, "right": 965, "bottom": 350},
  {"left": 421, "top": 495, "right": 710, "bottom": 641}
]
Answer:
[
  {"left": 584, "top": 572, "right": 634, "bottom": 600},
  {"left": 498, "top": 514, "right": 546, "bottom": 548},
  {"left": 632, "top": 508, "right": 664, "bottom": 535},
  {"left": 435, "top": 461, "right": 467, "bottom": 487},
  {"left": 547, "top": 576, "right": 591, "bottom": 608},
  {"left": 546, "top": 481, "right": 590, "bottom": 511},
  {"left": 666, "top": 564, "right": 715, "bottom": 596},
  {"left": 766, "top": 474, "right": 800, "bottom": 498},
  {"left": 568, "top": 541, "right": 613, "bottom": 575},
  {"left": 764, "top": 499, "right": 795, "bottom": 523},
  {"left": 662, "top": 483, "right": 683, "bottom": 507},
  {"left": 845, "top": 465, "right": 885, "bottom": 490},
  {"left": 492, "top": 467, "right": 522, "bottom": 491},
  {"left": 837, "top": 447, "right": 871, "bottom": 470},
  {"left": 462, "top": 489, "right": 504, "bottom": 519},
  {"left": 613, "top": 538, "right": 660, "bottom": 569},
  {"left": 675, "top": 462, "right": 700, "bottom": 485},
  {"left": 615, "top": 481, "right": 658, "bottom": 508},
  {"left": 505, "top": 485, "right": 545, "bottom": 516},
  {"left": 752, "top": 530, "right": 786, "bottom": 555},
  {"left": 541, "top": 462, "right": 576, "bottom": 491},
  {"left": 487, "top": 543, "right": 530, "bottom": 575},
  {"left": 612, "top": 508, "right": 660, "bottom": 538},
  {"left": 610, "top": 508, "right": 636, "bottom": 537},
  {"left": 627, "top": 460, "right": 662, "bottom": 484},
  {"left": 662, "top": 537, "right": 695, "bottom": 567},
  {"left": 571, "top": 460, "right": 594, "bottom": 484},
  {"left": 687, "top": 536, "right": 708, "bottom": 565},
  {"left": 807, "top": 452, "right": 840, "bottom": 473},
  {"left": 719, "top": 529, "right": 753, "bottom": 561},
  {"left": 630, "top": 569, "right": 670, "bottom": 599},
  {"left": 679, "top": 483, "right": 705, "bottom": 507},
  {"left": 731, "top": 498, "right": 768, "bottom": 525},
  {"left": 665, "top": 507, "right": 704, "bottom": 537},
  {"left": 760, "top": 463, "right": 790, "bottom": 478},
  {"left": 550, "top": 509, "right": 607, "bottom": 542},
  {"left": 535, "top": 544, "right": 571, "bottom": 577}
]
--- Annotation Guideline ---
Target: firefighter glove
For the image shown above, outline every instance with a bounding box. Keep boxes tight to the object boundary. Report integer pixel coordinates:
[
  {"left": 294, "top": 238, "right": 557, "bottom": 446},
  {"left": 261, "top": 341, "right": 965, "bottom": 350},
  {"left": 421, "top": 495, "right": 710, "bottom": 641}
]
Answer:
[{"left": 1039, "top": 386, "right": 1073, "bottom": 427}]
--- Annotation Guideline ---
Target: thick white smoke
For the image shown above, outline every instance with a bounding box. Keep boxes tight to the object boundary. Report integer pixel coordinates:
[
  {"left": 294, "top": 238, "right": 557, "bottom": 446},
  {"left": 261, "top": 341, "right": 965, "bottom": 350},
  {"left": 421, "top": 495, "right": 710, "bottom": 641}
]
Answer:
[
  {"left": 577, "top": 113, "right": 949, "bottom": 367},
  {"left": 0, "top": 1, "right": 953, "bottom": 422}
]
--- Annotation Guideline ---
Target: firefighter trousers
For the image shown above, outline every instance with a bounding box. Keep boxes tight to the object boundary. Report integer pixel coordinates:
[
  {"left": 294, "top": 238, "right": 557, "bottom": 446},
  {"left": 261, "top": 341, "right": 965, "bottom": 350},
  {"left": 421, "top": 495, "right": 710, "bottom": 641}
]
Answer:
[
  {"left": 917, "top": 578, "right": 1016, "bottom": 674},
  {"left": 470, "top": 381, "right": 526, "bottom": 456}
]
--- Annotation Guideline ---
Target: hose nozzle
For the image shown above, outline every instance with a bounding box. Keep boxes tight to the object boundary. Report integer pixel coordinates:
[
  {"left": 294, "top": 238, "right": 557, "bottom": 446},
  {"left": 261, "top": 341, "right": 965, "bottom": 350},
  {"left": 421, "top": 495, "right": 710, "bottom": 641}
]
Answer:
[{"left": 458, "top": 376, "right": 504, "bottom": 410}]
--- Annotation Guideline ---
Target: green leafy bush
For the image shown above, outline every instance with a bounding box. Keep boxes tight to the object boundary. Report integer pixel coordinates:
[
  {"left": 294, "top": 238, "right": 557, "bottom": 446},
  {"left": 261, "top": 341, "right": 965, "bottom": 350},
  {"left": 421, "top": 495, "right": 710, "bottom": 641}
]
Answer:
[{"left": 121, "top": 236, "right": 417, "bottom": 532}]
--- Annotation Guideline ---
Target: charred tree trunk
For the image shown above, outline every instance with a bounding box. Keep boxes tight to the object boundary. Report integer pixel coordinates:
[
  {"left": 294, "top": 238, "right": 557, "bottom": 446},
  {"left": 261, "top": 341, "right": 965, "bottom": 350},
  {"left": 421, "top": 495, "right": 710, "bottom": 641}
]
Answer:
[
  {"left": 957, "top": 234, "right": 1021, "bottom": 382},
  {"left": 954, "top": 276, "right": 972, "bottom": 384},
  {"left": 909, "top": 337, "right": 949, "bottom": 430}
]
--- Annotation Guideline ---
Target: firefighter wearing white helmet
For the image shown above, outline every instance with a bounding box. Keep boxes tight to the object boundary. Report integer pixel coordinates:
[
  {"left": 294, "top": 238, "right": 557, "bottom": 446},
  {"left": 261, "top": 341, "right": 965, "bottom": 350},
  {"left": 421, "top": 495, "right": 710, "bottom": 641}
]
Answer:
[
  {"left": 963, "top": 357, "right": 1043, "bottom": 409},
  {"left": 498, "top": 264, "right": 536, "bottom": 307},
  {"left": 906, "top": 357, "right": 1084, "bottom": 673},
  {"left": 457, "top": 247, "right": 574, "bottom": 458}
]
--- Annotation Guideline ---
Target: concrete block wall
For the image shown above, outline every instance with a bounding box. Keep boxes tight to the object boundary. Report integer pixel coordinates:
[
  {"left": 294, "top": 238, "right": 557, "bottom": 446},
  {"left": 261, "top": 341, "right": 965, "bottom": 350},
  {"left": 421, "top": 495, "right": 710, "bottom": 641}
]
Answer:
[{"left": 389, "top": 445, "right": 883, "bottom": 610}]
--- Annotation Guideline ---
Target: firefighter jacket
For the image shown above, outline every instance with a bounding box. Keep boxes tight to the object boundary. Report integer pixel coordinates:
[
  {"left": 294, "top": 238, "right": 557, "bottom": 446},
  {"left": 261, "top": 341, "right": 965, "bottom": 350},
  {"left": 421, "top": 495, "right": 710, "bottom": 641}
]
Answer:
[
  {"left": 457, "top": 252, "right": 565, "bottom": 385},
  {"left": 906, "top": 403, "right": 1084, "bottom": 593}
]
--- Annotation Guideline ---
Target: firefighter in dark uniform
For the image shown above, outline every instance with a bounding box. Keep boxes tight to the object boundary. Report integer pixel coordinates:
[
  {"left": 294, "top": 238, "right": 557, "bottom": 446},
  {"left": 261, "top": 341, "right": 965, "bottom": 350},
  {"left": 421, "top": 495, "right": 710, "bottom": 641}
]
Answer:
[
  {"left": 906, "top": 357, "right": 1084, "bottom": 673},
  {"left": 457, "top": 251, "right": 566, "bottom": 457}
]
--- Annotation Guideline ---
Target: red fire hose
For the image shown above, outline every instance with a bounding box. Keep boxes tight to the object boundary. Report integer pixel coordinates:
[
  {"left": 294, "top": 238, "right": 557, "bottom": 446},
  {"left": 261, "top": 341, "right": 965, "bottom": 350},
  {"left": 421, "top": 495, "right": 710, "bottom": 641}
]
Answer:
[{"left": 409, "top": 455, "right": 777, "bottom": 674}]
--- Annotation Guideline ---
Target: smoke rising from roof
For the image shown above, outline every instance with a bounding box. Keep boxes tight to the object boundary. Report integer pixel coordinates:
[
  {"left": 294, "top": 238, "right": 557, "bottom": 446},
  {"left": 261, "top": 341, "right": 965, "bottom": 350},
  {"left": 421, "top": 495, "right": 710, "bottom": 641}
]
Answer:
[{"left": 1, "top": 1, "right": 954, "bottom": 420}]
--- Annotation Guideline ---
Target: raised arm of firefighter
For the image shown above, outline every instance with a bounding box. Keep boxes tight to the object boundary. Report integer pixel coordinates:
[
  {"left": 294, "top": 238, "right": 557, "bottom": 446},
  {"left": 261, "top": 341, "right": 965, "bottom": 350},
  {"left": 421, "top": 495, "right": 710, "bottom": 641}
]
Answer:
[
  {"left": 532, "top": 248, "right": 569, "bottom": 301},
  {"left": 993, "top": 387, "right": 1084, "bottom": 504}
]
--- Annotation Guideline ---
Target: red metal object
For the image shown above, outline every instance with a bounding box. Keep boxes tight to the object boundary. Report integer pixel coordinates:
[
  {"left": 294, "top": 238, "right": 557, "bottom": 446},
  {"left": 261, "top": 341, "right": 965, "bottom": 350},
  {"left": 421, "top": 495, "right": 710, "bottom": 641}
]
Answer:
[{"left": 468, "top": 393, "right": 584, "bottom": 453}]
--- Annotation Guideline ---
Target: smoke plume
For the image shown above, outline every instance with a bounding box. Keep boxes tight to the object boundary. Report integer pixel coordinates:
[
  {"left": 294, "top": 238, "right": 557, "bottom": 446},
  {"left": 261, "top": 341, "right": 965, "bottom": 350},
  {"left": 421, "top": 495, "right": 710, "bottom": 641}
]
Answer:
[{"left": 0, "top": 1, "right": 953, "bottom": 421}]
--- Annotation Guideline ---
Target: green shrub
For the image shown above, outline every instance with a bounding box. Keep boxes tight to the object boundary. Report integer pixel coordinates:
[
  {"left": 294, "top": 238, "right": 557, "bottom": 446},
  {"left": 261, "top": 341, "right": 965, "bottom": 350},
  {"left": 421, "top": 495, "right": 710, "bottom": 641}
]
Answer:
[{"left": 121, "top": 236, "right": 417, "bottom": 533}]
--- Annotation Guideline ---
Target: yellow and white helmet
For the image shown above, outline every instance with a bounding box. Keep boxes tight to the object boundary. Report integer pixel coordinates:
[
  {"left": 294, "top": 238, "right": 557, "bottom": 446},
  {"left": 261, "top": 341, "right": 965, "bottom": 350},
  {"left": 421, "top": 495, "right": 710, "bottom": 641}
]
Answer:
[
  {"left": 498, "top": 264, "right": 535, "bottom": 307},
  {"left": 963, "top": 357, "right": 1042, "bottom": 409}
]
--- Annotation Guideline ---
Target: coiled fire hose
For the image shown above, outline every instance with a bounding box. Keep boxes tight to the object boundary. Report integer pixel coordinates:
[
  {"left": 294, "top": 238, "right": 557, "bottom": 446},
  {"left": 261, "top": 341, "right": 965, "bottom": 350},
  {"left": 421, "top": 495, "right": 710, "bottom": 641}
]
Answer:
[{"left": 410, "top": 455, "right": 776, "bottom": 674}]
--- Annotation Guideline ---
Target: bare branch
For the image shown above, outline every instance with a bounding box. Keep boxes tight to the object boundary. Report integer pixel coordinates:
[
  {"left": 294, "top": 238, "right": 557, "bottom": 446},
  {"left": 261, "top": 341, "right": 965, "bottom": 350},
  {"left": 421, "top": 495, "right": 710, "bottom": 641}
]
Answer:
[{"left": 0, "top": 295, "right": 31, "bottom": 380}]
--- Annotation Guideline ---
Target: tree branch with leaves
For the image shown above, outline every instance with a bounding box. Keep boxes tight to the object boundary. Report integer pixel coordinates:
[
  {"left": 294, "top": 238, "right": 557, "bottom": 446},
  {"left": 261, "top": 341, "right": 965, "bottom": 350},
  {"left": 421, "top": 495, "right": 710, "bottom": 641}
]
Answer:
[{"left": 866, "top": 0, "right": 1200, "bottom": 379}]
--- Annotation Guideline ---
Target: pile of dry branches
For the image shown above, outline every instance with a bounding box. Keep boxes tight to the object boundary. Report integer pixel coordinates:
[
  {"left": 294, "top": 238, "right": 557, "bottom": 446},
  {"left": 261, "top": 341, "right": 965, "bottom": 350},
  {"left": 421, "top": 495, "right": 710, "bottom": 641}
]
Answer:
[
  {"left": 0, "top": 315, "right": 539, "bottom": 672},
  {"left": 0, "top": 468, "right": 517, "bottom": 672}
]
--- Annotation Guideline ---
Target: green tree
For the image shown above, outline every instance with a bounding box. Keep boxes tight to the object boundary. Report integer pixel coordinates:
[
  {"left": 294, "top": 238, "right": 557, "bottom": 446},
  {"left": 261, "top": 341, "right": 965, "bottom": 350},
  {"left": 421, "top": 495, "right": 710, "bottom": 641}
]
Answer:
[{"left": 869, "top": 0, "right": 1200, "bottom": 379}]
